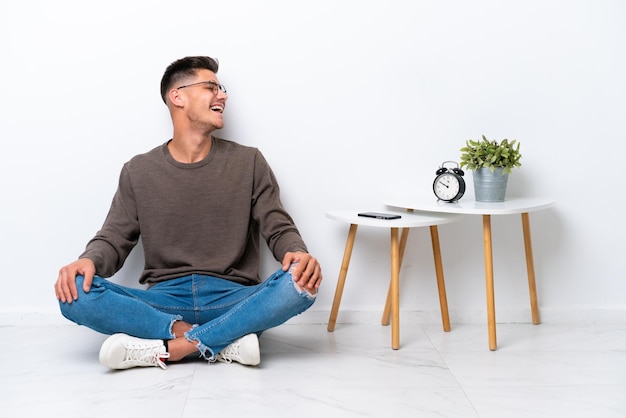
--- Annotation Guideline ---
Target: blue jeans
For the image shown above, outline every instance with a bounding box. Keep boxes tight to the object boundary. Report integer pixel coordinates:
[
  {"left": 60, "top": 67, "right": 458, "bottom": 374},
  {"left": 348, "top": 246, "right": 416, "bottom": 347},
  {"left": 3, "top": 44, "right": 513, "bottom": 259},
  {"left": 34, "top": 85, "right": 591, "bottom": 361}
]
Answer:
[{"left": 59, "top": 266, "right": 316, "bottom": 360}]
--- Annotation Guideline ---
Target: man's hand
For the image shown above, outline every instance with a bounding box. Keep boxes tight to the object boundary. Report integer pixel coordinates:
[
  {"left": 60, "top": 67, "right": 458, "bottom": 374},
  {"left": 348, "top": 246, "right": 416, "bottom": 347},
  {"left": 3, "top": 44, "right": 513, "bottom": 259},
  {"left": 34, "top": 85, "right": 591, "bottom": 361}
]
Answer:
[
  {"left": 282, "top": 251, "right": 322, "bottom": 294},
  {"left": 54, "top": 258, "right": 96, "bottom": 304}
]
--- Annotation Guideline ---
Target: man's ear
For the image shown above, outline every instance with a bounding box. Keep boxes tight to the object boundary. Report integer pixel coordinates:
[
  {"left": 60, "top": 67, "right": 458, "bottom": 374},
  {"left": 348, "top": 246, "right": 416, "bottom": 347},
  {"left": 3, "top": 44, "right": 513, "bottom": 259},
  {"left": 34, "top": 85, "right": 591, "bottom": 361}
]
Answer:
[{"left": 168, "top": 89, "right": 184, "bottom": 107}]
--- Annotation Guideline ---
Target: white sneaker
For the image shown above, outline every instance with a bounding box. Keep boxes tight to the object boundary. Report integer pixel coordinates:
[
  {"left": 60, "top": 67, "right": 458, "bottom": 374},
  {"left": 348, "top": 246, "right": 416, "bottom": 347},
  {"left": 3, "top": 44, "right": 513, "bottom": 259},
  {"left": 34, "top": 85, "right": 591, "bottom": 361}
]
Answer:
[
  {"left": 99, "top": 333, "right": 170, "bottom": 370},
  {"left": 216, "top": 334, "right": 260, "bottom": 366}
]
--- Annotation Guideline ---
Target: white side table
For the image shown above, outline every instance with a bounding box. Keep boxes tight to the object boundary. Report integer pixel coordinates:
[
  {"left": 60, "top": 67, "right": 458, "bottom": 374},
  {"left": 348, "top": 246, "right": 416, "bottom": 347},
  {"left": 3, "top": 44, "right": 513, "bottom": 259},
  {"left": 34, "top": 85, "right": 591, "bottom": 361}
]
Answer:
[
  {"left": 326, "top": 209, "right": 462, "bottom": 349},
  {"left": 385, "top": 196, "right": 555, "bottom": 350}
]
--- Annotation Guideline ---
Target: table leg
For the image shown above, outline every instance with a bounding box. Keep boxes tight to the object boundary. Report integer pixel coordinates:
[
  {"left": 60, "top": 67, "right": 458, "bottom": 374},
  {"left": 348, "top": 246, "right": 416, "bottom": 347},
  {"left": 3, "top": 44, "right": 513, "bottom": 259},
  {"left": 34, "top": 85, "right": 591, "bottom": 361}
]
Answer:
[
  {"left": 382, "top": 227, "right": 410, "bottom": 326},
  {"left": 521, "top": 212, "right": 541, "bottom": 325},
  {"left": 390, "top": 227, "right": 400, "bottom": 349},
  {"left": 430, "top": 225, "right": 451, "bottom": 332},
  {"left": 327, "top": 223, "right": 358, "bottom": 332},
  {"left": 483, "top": 214, "right": 497, "bottom": 351}
]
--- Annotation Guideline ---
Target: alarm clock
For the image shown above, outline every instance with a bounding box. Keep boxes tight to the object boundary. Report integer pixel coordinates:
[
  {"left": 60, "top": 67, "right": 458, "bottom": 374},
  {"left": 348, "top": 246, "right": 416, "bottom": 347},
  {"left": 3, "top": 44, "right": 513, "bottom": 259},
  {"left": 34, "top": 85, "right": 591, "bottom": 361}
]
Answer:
[{"left": 433, "top": 161, "right": 465, "bottom": 202}]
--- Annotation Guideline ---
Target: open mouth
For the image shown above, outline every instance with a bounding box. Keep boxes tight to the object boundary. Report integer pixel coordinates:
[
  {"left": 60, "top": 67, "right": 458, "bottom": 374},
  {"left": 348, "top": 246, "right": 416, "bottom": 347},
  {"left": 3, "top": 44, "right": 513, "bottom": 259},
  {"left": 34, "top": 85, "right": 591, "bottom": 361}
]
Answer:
[{"left": 211, "top": 104, "right": 224, "bottom": 113}]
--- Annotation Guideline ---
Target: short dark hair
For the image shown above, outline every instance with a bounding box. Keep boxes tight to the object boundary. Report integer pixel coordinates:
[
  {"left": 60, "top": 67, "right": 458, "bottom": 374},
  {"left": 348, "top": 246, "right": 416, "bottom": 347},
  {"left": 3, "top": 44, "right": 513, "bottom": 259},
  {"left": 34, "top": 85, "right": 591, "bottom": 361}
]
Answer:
[{"left": 160, "top": 56, "right": 219, "bottom": 103}]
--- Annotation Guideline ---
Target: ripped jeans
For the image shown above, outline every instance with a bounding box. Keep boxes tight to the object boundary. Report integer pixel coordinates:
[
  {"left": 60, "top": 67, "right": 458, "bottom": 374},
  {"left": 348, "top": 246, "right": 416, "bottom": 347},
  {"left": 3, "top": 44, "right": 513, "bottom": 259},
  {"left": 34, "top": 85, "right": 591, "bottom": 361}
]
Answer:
[{"left": 59, "top": 266, "right": 316, "bottom": 360}]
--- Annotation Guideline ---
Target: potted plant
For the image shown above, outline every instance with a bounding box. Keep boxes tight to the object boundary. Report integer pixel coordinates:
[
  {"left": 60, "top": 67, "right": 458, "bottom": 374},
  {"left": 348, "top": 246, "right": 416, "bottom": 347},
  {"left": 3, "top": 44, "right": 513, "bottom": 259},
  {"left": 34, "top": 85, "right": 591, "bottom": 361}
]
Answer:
[{"left": 459, "top": 135, "right": 522, "bottom": 202}]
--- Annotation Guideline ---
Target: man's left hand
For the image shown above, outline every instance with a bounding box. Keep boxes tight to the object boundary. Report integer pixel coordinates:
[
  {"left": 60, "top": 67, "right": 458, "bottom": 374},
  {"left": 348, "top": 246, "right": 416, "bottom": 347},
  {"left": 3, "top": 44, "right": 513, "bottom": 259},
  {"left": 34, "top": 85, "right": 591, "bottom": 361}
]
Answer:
[{"left": 282, "top": 251, "right": 322, "bottom": 294}]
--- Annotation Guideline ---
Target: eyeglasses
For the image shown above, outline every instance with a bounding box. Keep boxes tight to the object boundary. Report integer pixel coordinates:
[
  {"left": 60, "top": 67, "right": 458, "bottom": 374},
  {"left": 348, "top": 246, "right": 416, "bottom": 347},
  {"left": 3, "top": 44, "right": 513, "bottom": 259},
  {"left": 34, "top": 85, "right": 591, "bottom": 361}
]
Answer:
[{"left": 176, "top": 80, "right": 227, "bottom": 95}]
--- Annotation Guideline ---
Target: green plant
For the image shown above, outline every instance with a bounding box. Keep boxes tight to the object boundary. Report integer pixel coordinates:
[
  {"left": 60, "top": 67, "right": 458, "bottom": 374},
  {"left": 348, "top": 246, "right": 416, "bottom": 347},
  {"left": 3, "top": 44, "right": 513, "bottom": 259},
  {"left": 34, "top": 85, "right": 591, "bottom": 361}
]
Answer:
[{"left": 460, "top": 135, "right": 522, "bottom": 174}]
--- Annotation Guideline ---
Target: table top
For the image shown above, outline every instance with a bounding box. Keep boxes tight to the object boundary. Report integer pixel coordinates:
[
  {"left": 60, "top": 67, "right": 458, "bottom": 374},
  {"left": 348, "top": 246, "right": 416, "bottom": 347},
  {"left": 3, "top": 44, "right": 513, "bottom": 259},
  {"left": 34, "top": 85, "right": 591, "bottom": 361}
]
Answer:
[
  {"left": 326, "top": 209, "right": 462, "bottom": 228},
  {"left": 385, "top": 196, "right": 555, "bottom": 216}
]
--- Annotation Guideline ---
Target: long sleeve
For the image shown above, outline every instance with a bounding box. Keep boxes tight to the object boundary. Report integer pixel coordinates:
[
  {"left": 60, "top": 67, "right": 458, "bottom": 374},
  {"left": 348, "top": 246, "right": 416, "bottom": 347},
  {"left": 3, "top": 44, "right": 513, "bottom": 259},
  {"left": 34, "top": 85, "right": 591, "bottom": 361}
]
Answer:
[
  {"left": 80, "top": 166, "right": 140, "bottom": 277},
  {"left": 250, "top": 150, "right": 307, "bottom": 260}
]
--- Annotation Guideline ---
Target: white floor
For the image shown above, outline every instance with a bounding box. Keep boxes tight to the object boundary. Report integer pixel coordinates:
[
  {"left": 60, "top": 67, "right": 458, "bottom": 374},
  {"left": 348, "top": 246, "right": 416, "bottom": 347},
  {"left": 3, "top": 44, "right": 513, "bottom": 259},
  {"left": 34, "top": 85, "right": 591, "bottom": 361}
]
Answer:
[{"left": 2, "top": 320, "right": 625, "bottom": 418}]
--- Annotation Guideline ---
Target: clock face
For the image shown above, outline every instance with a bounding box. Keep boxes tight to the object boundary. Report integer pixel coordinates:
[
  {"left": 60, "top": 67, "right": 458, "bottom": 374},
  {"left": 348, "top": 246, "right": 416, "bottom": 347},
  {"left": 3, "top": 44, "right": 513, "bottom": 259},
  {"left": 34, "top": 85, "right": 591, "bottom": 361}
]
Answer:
[{"left": 434, "top": 172, "right": 463, "bottom": 201}]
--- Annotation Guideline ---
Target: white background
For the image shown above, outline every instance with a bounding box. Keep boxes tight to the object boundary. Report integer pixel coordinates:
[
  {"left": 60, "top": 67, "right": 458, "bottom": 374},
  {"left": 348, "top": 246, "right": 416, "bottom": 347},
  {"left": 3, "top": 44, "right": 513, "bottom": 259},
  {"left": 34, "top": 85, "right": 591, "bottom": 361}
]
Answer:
[{"left": 1, "top": 0, "right": 624, "bottom": 324}]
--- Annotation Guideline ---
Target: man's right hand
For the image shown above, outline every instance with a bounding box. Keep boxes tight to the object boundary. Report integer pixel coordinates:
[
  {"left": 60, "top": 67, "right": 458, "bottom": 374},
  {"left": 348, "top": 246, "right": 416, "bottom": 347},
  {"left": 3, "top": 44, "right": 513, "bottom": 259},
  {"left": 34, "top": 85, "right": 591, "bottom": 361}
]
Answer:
[{"left": 54, "top": 258, "right": 96, "bottom": 304}]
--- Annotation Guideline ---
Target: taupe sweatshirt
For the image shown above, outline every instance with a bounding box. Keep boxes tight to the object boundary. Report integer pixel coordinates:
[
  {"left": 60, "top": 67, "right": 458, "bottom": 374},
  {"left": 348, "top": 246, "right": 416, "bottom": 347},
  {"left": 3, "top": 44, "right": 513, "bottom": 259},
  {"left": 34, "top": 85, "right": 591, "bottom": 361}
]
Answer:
[{"left": 80, "top": 138, "right": 307, "bottom": 286}]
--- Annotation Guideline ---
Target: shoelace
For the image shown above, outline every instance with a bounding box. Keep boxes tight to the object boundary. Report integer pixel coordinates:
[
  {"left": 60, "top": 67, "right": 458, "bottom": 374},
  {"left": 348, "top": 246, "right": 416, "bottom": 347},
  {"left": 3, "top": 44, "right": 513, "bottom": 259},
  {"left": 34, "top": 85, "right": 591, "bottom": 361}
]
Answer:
[
  {"left": 216, "top": 341, "right": 240, "bottom": 363},
  {"left": 125, "top": 343, "right": 170, "bottom": 370}
]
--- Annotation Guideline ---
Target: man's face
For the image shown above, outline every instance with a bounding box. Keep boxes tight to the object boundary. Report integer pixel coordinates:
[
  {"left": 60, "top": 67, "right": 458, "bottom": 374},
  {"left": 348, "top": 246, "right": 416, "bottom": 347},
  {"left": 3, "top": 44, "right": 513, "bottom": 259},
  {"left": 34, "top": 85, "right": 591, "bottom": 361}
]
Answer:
[{"left": 176, "top": 69, "right": 228, "bottom": 131}]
